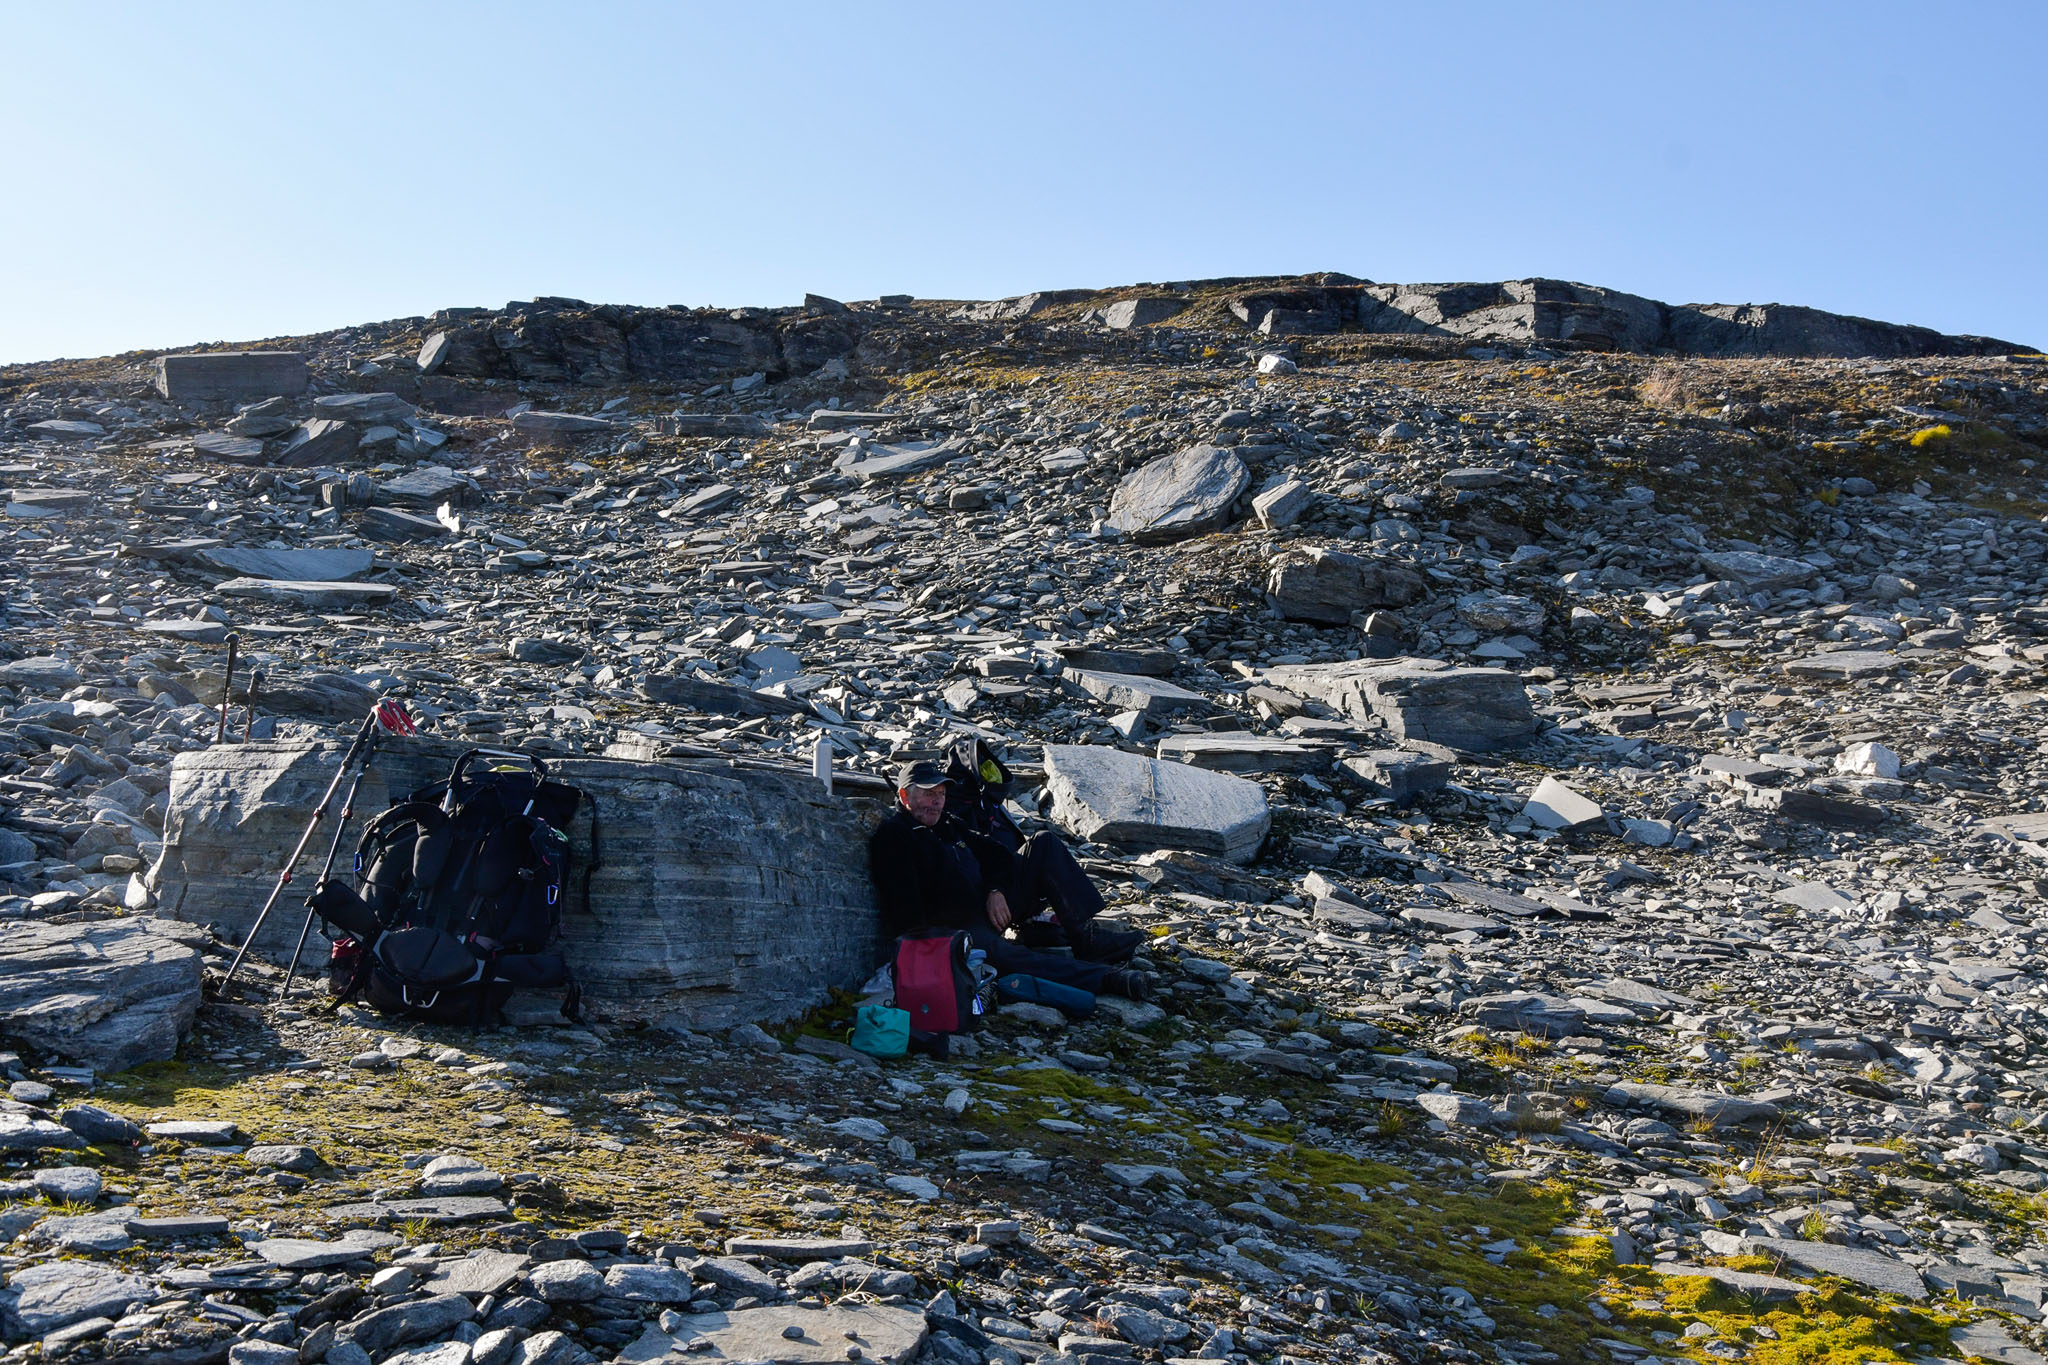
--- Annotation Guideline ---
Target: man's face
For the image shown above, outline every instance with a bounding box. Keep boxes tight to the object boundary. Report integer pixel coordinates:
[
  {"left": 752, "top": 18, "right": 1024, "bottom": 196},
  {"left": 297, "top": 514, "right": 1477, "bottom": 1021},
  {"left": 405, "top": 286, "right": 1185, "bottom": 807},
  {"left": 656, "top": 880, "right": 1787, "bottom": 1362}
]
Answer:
[{"left": 900, "top": 783, "right": 946, "bottom": 826}]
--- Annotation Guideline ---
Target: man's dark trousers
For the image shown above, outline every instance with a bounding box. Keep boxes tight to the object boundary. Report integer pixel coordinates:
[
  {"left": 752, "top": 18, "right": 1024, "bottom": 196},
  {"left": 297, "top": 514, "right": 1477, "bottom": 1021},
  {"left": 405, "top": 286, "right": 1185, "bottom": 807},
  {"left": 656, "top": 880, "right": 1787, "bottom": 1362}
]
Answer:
[
  {"left": 1006, "top": 831, "right": 1106, "bottom": 940},
  {"left": 964, "top": 925, "right": 1116, "bottom": 993}
]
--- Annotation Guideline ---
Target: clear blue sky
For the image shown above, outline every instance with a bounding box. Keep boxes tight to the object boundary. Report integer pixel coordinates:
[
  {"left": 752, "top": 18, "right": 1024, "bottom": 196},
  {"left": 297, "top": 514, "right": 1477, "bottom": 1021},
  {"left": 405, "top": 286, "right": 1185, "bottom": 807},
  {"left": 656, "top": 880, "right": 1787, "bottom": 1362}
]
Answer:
[{"left": 5, "top": 1, "right": 2043, "bottom": 364}]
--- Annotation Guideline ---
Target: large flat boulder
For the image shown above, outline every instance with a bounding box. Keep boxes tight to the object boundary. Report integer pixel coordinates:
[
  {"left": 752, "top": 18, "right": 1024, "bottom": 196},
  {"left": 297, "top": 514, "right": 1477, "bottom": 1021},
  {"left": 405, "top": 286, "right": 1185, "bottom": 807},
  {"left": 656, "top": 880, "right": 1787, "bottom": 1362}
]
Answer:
[
  {"left": 1263, "top": 658, "right": 1537, "bottom": 750},
  {"left": 155, "top": 350, "right": 308, "bottom": 402},
  {"left": 214, "top": 577, "right": 399, "bottom": 608},
  {"left": 198, "top": 546, "right": 376, "bottom": 582},
  {"left": 1155, "top": 732, "right": 1331, "bottom": 775},
  {"left": 1698, "top": 550, "right": 1817, "bottom": 591},
  {"left": 1106, "top": 444, "right": 1248, "bottom": 543},
  {"left": 619, "top": 1302, "right": 927, "bottom": 1365},
  {"left": 154, "top": 739, "right": 879, "bottom": 1027},
  {"left": 1042, "top": 744, "right": 1270, "bottom": 863},
  {"left": 0, "top": 1260, "right": 154, "bottom": 1339},
  {"left": 1267, "top": 548, "right": 1425, "bottom": 624},
  {"left": 1739, "top": 1236, "right": 1927, "bottom": 1300},
  {"left": 0, "top": 918, "right": 204, "bottom": 1072},
  {"left": 1061, "top": 667, "right": 1216, "bottom": 719},
  {"left": 835, "top": 437, "right": 965, "bottom": 481}
]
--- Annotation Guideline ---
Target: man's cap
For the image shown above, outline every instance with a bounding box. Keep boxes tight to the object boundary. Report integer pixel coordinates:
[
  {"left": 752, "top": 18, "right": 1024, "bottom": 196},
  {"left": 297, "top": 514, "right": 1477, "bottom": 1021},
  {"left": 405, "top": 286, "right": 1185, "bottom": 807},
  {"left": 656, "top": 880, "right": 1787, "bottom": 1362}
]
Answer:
[{"left": 897, "top": 759, "right": 948, "bottom": 789}]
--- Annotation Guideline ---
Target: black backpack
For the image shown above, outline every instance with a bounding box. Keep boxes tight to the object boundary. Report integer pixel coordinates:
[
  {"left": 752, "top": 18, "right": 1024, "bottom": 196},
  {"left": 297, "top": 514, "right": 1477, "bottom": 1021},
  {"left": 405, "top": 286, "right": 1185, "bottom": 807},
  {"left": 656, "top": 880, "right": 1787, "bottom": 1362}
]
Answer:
[{"left": 309, "top": 748, "right": 595, "bottom": 1024}]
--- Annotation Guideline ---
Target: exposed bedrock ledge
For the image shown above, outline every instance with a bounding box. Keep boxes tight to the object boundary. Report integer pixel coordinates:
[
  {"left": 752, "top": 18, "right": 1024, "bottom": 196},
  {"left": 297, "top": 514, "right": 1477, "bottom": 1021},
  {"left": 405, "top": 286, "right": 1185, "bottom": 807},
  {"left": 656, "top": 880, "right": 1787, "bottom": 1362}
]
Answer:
[{"left": 156, "top": 739, "right": 881, "bottom": 1028}]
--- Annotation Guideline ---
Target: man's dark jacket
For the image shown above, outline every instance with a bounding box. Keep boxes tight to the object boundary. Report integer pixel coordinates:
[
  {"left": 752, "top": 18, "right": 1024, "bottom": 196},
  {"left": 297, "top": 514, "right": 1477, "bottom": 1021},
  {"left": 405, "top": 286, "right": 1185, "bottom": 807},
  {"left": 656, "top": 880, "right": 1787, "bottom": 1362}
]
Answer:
[{"left": 868, "top": 807, "right": 1017, "bottom": 943}]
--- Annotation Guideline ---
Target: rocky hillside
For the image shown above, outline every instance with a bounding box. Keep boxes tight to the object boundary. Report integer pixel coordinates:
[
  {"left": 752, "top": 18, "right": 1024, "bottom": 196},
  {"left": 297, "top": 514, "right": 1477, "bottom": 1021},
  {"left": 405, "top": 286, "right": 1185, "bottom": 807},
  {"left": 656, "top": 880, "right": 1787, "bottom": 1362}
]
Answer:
[{"left": 2, "top": 275, "right": 2047, "bottom": 1365}]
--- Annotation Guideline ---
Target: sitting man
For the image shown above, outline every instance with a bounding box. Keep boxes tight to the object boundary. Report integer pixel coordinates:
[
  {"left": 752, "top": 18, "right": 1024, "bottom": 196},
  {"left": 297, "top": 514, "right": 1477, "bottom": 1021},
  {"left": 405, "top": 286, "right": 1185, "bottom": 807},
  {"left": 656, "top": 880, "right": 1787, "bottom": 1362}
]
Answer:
[
  {"left": 941, "top": 738, "right": 1142, "bottom": 965},
  {"left": 869, "top": 759, "right": 1152, "bottom": 1001}
]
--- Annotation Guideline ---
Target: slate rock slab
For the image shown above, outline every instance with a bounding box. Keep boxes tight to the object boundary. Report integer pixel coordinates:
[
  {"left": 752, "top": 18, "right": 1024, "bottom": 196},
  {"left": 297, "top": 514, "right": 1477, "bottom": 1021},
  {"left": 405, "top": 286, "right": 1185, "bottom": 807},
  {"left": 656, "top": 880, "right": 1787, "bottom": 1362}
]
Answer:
[
  {"left": 1062, "top": 668, "right": 1216, "bottom": 719},
  {"left": 1154, "top": 732, "right": 1331, "bottom": 775},
  {"left": 215, "top": 577, "right": 398, "bottom": 608},
  {"left": 279, "top": 417, "right": 358, "bottom": 466},
  {"left": 1604, "top": 1082, "right": 1779, "bottom": 1128},
  {"left": 1264, "top": 658, "right": 1536, "bottom": 751},
  {"left": 1267, "top": 547, "right": 1425, "bottom": 624},
  {"left": 1397, "top": 906, "right": 1508, "bottom": 937},
  {"left": 199, "top": 546, "right": 375, "bottom": 582},
  {"left": 640, "top": 672, "right": 811, "bottom": 718},
  {"left": 323, "top": 1196, "right": 507, "bottom": 1224},
  {"left": 1524, "top": 776, "right": 1604, "bottom": 830},
  {"left": 1782, "top": 650, "right": 1903, "bottom": 681},
  {"left": 723, "top": 1237, "right": 876, "bottom": 1261},
  {"left": 159, "top": 738, "right": 878, "bottom": 1028},
  {"left": 617, "top": 1302, "right": 928, "bottom": 1365},
  {"left": 1055, "top": 645, "right": 1180, "bottom": 677},
  {"left": 379, "top": 468, "right": 472, "bottom": 507},
  {"left": 338, "top": 1292, "right": 478, "bottom": 1353},
  {"left": 1457, "top": 992, "right": 1587, "bottom": 1037},
  {"left": 836, "top": 437, "right": 966, "bottom": 481},
  {"left": 1337, "top": 750, "right": 1450, "bottom": 804},
  {"left": 1104, "top": 297, "right": 1187, "bottom": 329},
  {"left": 511, "top": 410, "right": 613, "bottom": 435},
  {"left": 1698, "top": 550, "right": 1818, "bottom": 590},
  {"left": 0, "top": 657, "right": 80, "bottom": 689},
  {"left": 156, "top": 350, "right": 307, "bottom": 401},
  {"left": 1649, "top": 1263, "right": 1807, "bottom": 1301},
  {"left": 1742, "top": 1235, "right": 1927, "bottom": 1299},
  {"left": 1043, "top": 744, "right": 1270, "bottom": 864},
  {"left": 145, "top": 1120, "right": 241, "bottom": 1143},
  {"left": 0, "top": 1113, "right": 88, "bottom": 1153},
  {"left": 0, "top": 1260, "right": 153, "bottom": 1337},
  {"left": 1106, "top": 444, "right": 1248, "bottom": 543},
  {"left": 245, "top": 1236, "right": 397, "bottom": 1277},
  {"left": 0, "top": 917, "right": 203, "bottom": 1072},
  {"left": 1949, "top": 1321, "right": 2048, "bottom": 1364},
  {"left": 191, "top": 432, "right": 266, "bottom": 462},
  {"left": 421, "top": 1250, "right": 530, "bottom": 1297}
]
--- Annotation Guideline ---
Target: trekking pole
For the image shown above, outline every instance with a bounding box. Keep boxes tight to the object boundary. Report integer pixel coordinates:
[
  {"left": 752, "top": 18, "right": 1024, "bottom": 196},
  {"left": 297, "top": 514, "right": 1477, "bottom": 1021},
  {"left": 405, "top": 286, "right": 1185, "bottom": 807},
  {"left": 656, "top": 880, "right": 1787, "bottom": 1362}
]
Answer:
[
  {"left": 278, "top": 737, "right": 378, "bottom": 1001},
  {"left": 242, "top": 669, "right": 264, "bottom": 742},
  {"left": 215, "top": 634, "right": 240, "bottom": 745},
  {"left": 217, "top": 701, "right": 412, "bottom": 995}
]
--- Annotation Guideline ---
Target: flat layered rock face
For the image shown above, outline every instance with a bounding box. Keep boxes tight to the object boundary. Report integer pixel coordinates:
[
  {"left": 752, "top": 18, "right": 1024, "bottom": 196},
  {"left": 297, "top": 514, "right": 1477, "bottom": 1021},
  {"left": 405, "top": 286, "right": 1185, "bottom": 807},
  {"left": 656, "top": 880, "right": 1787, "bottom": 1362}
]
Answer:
[
  {"left": 155, "top": 739, "right": 878, "bottom": 1027},
  {"left": 154, "top": 350, "right": 309, "bottom": 401}
]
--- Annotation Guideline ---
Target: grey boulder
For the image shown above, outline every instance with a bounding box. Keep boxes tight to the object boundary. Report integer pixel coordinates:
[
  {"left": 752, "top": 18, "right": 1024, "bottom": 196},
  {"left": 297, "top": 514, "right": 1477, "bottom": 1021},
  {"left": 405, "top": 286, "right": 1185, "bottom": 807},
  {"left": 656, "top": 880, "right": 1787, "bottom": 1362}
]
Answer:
[
  {"left": 1103, "top": 297, "right": 1186, "bottom": 330},
  {"left": 156, "top": 738, "right": 878, "bottom": 1028},
  {"left": 1264, "top": 658, "right": 1537, "bottom": 750},
  {"left": 1043, "top": 744, "right": 1270, "bottom": 864},
  {"left": 1457, "top": 992, "right": 1587, "bottom": 1037},
  {"left": 1106, "top": 444, "right": 1248, "bottom": 543},
  {"left": 0, "top": 1260, "right": 152, "bottom": 1338},
  {"left": 198, "top": 546, "right": 376, "bottom": 582},
  {"left": 1267, "top": 547, "right": 1425, "bottom": 624},
  {"left": 1698, "top": 550, "right": 1817, "bottom": 590},
  {"left": 618, "top": 1302, "right": 927, "bottom": 1365},
  {"left": 0, "top": 918, "right": 203, "bottom": 1072}
]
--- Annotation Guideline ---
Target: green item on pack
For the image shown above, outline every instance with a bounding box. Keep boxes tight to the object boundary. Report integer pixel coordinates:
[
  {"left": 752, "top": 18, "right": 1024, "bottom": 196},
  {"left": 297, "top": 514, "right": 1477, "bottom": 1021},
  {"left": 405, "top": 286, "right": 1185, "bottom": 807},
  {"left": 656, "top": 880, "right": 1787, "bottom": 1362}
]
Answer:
[{"left": 851, "top": 1003, "right": 910, "bottom": 1058}]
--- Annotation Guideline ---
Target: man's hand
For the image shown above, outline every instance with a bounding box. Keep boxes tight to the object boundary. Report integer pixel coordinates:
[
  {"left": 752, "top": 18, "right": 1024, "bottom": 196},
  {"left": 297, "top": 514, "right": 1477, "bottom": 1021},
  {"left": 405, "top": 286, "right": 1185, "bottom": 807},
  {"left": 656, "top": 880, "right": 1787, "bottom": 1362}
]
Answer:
[{"left": 985, "top": 888, "right": 1012, "bottom": 932}]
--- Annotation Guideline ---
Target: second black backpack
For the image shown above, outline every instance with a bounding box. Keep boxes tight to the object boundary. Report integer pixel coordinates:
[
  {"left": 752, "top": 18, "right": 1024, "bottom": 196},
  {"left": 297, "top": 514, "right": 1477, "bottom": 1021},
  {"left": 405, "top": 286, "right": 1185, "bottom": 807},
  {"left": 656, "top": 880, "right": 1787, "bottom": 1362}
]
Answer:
[{"left": 310, "top": 748, "right": 593, "bottom": 1024}]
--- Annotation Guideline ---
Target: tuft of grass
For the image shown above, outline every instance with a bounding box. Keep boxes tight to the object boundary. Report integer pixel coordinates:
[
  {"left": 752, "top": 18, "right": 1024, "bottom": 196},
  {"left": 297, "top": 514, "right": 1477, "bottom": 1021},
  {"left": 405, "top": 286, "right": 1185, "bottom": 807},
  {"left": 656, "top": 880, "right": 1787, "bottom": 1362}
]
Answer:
[
  {"left": 1374, "top": 1101, "right": 1409, "bottom": 1139},
  {"left": 1799, "top": 1211, "right": 1831, "bottom": 1241}
]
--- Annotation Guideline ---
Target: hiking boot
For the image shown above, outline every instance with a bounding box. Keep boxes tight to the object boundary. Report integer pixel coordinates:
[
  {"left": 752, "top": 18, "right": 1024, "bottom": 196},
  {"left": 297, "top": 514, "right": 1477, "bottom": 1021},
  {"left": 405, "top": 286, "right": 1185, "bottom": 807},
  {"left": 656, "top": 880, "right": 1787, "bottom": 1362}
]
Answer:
[
  {"left": 1074, "top": 920, "right": 1142, "bottom": 965},
  {"left": 1105, "top": 970, "right": 1154, "bottom": 1003}
]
